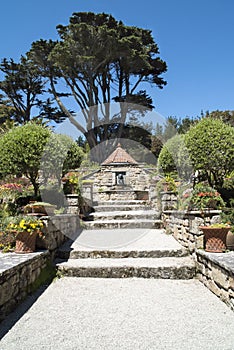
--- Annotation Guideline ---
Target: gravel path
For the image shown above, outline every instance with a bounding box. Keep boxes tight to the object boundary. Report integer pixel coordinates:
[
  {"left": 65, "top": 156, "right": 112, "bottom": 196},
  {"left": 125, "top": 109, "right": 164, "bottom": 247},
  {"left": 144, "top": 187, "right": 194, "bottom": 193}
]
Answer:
[{"left": 1, "top": 277, "right": 234, "bottom": 350}]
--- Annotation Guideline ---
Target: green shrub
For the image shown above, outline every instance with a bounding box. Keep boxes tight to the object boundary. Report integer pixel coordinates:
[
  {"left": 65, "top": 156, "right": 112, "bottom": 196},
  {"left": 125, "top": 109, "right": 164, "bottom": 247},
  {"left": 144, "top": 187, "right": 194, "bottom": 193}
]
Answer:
[
  {"left": 185, "top": 118, "right": 234, "bottom": 189},
  {"left": 158, "top": 134, "right": 192, "bottom": 180}
]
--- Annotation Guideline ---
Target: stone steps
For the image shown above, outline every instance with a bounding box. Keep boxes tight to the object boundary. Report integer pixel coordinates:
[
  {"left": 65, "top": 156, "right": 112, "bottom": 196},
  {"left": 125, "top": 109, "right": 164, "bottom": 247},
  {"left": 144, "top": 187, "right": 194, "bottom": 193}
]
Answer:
[
  {"left": 56, "top": 229, "right": 196, "bottom": 280},
  {"left": 83, "top": 199, "right": 161, "bottom": 229},
  {"left": 83, "top": 219, "right": 162, "bottom": 230},
  {"left": 93, "top": 200, "right": 149, "bottom": 206},
  {"left": 57, "top": 237, "right": 188, "bottom": 260},
  {"left": 86, "top": 209, "right": 160, "bottom": 221},
  {"left": 93, "top": 204, "right": 152, "bottom": 212},
  {"left": 57, "top": 256, "right": 196, "bottom": 279}
]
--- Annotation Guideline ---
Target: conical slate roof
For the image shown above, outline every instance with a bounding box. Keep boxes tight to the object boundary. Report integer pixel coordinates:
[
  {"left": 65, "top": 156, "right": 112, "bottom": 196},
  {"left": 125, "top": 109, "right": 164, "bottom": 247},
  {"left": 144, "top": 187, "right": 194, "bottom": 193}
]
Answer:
[{"left": 102, "top": 143, "right": 138, "bottom": 165}]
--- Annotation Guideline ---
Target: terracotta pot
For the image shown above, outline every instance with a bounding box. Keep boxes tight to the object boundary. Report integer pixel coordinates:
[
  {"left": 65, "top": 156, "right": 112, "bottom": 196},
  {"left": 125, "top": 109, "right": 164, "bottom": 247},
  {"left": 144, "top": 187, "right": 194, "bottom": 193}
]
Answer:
[
  {"left": 200, "top": 226, "right": 230, "bottom": 253},
  {"left": 15, "top": 231, "right": 38, "bottom": 254},
  {"left": 226, "top": 230, "right": 234, "bottom": 251}
]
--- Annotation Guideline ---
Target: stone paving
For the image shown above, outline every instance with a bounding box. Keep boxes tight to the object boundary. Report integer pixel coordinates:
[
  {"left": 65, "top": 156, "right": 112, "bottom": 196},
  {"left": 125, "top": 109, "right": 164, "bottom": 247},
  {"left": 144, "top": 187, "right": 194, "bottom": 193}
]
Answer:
[
  {"left": 1, "top": 229, "right": 234, "bottom": 349},
  {"left": 1, "top": 277, "right": 234, "bottom": 349}
]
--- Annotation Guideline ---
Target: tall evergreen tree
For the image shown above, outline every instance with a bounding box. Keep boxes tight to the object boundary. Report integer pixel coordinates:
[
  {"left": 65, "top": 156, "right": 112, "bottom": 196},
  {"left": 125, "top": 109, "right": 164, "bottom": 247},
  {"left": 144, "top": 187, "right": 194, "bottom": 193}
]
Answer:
[
  {"left": 28, "top": 12, "right": 167, "bottom": 148},
  {"left": 0, "top": 56, "right": 66, "bottom": 124}
]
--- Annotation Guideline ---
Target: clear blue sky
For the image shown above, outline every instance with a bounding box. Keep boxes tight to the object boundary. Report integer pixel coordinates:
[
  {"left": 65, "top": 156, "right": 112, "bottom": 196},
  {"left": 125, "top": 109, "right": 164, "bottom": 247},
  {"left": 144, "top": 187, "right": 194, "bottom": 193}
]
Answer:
[{"left": 1, "top": 0, "right": 234, "bottom": 121}]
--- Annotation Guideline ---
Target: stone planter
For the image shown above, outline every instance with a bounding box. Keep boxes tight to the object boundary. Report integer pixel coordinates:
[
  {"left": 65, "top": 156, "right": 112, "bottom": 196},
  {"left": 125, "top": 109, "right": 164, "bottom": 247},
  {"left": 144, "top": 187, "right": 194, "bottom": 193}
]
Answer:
[
  {"left": 15, "top": 230, "right": 39, "bottom": 253},
  {"left": 200, "top": 226, "right": 231, "bottom": 253},
  {"left": 24, "top": 203, "right": 56, "bottom": 216}
]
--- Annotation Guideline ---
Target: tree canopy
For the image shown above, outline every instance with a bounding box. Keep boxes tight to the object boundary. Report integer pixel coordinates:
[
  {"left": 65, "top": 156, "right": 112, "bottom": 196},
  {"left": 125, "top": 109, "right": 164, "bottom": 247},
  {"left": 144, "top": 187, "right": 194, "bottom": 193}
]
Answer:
[
  {"left": 0, "top": 56, "right": 65, "bottom": 124},
  {"left": 0, "top": 123, "right": 84, "bottom": 196},
  {"left": 205, "top": 110, "right": 234, "bottom": 127},
  {"left": 0, "top": 123, "right": 51, "bottom": 196},
  {"left": 27, "top": 12, "right": 167, "bottom": 148}
]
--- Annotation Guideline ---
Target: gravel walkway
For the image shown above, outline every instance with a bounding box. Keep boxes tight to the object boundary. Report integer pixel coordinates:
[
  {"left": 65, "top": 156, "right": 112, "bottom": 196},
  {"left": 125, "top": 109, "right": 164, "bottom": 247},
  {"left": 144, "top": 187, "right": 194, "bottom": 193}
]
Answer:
[{"left": 1, "top": 277, "right": 234, "bottom": 350}]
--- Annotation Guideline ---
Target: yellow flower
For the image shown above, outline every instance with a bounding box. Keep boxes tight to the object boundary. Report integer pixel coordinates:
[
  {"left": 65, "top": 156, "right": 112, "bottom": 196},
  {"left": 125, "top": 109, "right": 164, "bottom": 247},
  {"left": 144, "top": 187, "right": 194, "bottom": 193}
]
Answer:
[{"left": 19, "top": 220, "right": 26, "bottom": 228}]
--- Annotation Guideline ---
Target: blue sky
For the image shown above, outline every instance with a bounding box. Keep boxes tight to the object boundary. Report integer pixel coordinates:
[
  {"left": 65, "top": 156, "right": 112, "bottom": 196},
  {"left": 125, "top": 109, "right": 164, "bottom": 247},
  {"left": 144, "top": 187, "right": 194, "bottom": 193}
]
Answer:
[{"left": 1, "top": 0, "right": 234, "bottom": 121}]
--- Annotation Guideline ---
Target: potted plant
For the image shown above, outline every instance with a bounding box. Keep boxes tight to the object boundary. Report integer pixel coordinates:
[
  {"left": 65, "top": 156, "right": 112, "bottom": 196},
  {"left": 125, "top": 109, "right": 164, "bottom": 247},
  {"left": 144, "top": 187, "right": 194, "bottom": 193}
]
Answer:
[
  {"left": 0, "top": 218, "right": 16, "bottom": 252},
  {"left": 200, "top": 223, "right": 231, "bottom": 253},
  {"left": 6, "top": 215, "right": 44, "bottom": 253},
  {"left": 188, "top": 183, "right": 225, "bottom": 211},
  {"left": 61, "top": 171, "right": 80, "bottom": 194},
  {"left": 162, "top": 175, "right": 177, "bottom": 192},
  {"left": 23, "top": 201, "right": 57, "bottom": 216}
]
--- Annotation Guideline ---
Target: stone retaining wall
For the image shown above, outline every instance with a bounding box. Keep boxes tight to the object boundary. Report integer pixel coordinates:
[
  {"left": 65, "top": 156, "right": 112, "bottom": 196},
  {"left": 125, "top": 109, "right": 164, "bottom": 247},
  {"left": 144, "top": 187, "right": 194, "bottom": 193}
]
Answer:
[
  {"left": 0, "top": 251, "right": 50, "bottom": 322},
  {"left": 0, "top": 214, "right": 80, "bottom": 322},
  {"left": 196, "top": 250, "right": 234, "bottom": 310},
  {"left": 163, "top": 209, "right": 234, "bottom": 310},
  {"left": 37, "top": 214, "right": 80, "bottom": 257},
  {"left": 162, "top": 210, "right": 221, "bottom": 253}
]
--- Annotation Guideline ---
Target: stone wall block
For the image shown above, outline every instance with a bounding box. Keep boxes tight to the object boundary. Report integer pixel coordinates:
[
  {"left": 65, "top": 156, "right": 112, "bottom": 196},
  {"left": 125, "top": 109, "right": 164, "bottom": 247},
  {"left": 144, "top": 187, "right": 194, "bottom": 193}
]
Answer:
[
  {"left": 220, "top": 288, "right": 230, "bottom": 302},
  {"left": 196, "top": 235, "right": 204, "bottom": 249},
  {"left": 210, "top": 215, "right": 221, "bottom": 225},
  {"left": 229, "top": 288, "right": 234, "bottom": 298},
  {"left": 211, "top": 266, "right": 230, "bottom": 290},
  {"left": 207, "top": 280, "right": 221, "bottom": 297},
  {"left": 229, "top": 276, "right": 234, "bottom": 291}
]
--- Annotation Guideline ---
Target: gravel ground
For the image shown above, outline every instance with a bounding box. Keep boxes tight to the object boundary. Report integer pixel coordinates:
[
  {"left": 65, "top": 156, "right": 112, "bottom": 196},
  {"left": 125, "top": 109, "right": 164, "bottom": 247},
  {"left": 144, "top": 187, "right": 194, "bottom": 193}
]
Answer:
[{"left": 1, "top": 277, "right": 234, "bottom": 350}]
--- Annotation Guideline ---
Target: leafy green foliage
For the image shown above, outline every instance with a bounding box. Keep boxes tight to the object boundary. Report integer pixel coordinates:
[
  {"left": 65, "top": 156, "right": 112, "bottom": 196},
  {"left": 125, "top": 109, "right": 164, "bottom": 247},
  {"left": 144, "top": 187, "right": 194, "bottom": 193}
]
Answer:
[
  {"left": 0, "top": 123, "right": 51, "bottom": 195},
  {"left": 158, "top": 134, "right": 193, "bottom": 179},
  {"left": 188, "top": 183, "right": 225, "bottom": 210},
  {"left": 63, "top": 142, "right": 84, "bottom": 173},
  {"left": 0, "top": 56, "right": 65, "bottom": 125},
  {"left": 28, "top": 12, "right": 167, "bottom": 147},
  {"left": 185, "top": 118, "right": 234, "bottom": 188},
  {"left": 205, "top": 110, "right": 234, "bottom": 127}
]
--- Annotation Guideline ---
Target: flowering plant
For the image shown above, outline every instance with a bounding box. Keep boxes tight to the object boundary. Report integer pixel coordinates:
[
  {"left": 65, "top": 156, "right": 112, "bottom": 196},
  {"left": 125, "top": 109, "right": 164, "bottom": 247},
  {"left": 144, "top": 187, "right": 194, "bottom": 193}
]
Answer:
[
  {"left": 62, "top": 172, "right": 79, "bottom": 185},
  {"left": 6, "top": 216, "right": 44, "bottom": 236},
  {"left": 0, "top": 183, "right": 23, "bottom": 200},
  {"left": 181, "top": 183, "right": 225, "bottom": 210},
  {"left": 62, "top": 171, "right": 80, "bottom": 194},
  {"left": 208, "top": 223, "right": 231, "bottom": 228}
]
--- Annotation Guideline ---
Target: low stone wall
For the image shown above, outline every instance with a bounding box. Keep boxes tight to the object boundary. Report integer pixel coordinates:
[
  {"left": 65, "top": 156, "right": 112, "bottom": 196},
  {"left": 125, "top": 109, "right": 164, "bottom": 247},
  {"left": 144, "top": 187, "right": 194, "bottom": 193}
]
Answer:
[
  {"left": 0, "top": 251, "right": 50, "bottom": 322},
  {"left": 37, "top": 214, "right": 80, "bottom": 257},
  {"left": 162, "top": 210, "right": 221, "bottom": 252},
  {"left": 163, "top": 209, "right": 234, "bottom": 310},
  {"left": 196, "top": 250, "right": 234, "bottom": 310},
  {"left": 0, "top": 214, "right": 80, "bottom": 322}
]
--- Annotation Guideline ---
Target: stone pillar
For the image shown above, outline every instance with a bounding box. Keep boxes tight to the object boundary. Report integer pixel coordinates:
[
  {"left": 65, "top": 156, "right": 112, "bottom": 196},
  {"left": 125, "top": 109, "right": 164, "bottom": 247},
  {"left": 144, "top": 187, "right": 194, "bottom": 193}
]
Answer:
[
  {"left": 65, "top": 194, "right": 80, "bottom": 214},
  {"left": 160, "top": 191, "right": 178, "bottom": 211}
]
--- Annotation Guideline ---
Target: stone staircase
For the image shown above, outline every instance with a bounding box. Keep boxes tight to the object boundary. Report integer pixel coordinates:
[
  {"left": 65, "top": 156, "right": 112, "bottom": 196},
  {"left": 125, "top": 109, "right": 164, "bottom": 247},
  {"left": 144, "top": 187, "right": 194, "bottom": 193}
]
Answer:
[
  {"left": 56, "top": 229, "right": 196, "bottom": 279},
  {"left": 82, "top": 200, "right": 162, "bottom": 229}
]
